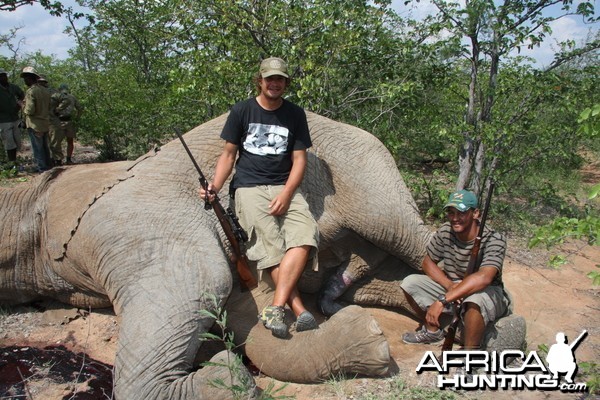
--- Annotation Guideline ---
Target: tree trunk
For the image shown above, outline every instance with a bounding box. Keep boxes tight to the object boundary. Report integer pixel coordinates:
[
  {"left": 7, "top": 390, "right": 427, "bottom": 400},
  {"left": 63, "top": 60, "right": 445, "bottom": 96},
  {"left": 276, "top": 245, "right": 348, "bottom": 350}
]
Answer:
[
  {"left": 457, "top": 31, "right": 480, "bottom": 191},
  {"left": 469, "top": 139, "right": 485, "bottom": 195},
  {"left": 457, "top": 136, "right": 474, "bottom": 190}
]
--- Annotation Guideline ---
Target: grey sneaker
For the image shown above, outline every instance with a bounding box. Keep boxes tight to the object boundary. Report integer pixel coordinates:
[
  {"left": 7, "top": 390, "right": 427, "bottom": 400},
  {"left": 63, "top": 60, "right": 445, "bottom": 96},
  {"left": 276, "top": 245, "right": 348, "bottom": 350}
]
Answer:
[
  {"left": 258, "top": 305, "right": 288, "bottom": 338},
  {"left": 454, "top": 366, "right": 475, "bottom": 384},
  {"left": 295, "top": 311, "right": 318, "bottom": 332},
  {"left": 402, "top": 326, "right": 445, "bottom": 344}
]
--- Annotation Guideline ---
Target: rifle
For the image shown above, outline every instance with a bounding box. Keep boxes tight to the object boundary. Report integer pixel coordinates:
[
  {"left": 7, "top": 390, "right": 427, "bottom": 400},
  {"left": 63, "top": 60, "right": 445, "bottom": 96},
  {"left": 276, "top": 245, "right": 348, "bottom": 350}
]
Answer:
[
  {"left": 175, "top": 128, "right": 258, "bottom": 291},
  {"left": 441, "top": 181, "right": 495, "bottom": 352}
]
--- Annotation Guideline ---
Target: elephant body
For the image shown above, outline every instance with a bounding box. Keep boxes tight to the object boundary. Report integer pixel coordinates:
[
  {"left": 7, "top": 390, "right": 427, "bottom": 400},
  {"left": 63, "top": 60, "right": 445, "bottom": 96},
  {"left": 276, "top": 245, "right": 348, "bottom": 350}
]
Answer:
[{"left": 1, "top": 112, "right": 434, "bottom": 398}]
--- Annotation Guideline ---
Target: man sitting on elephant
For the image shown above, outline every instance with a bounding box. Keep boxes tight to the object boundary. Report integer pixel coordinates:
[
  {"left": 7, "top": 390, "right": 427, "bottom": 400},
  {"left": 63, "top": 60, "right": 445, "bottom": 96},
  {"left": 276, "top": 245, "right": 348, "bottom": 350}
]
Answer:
[
  {"left": 400, "top": 189, "right": 511, "bottom": 349},
  {"left": 200, "top": 57, "right": 319, "bottom": 339}
]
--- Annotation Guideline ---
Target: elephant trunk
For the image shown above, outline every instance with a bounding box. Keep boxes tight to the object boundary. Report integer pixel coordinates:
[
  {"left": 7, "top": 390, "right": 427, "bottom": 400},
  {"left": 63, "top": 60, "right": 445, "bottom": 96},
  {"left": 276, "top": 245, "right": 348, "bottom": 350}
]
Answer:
[
  {"left": 244, "top": 306, "right": 390, "bottom": 383},
  {"left": 0, "top": 170, "right": 81, "bottom": 305},
  {"left": 305, "top": 113, "right": 431, "bottom": 270},
  {"left": 0, "top": 184, "right": 32, "bottom": 303}
]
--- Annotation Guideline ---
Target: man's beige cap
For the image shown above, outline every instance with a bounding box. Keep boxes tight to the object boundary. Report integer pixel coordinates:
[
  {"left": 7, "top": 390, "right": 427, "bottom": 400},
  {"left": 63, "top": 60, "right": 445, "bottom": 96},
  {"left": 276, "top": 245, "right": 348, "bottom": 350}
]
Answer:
[
  {"left": 20, "top": 66, "right": 41, "bottom": 78},
  {"left": 259, "top": 57, "right": 289, "bottom": 78}
]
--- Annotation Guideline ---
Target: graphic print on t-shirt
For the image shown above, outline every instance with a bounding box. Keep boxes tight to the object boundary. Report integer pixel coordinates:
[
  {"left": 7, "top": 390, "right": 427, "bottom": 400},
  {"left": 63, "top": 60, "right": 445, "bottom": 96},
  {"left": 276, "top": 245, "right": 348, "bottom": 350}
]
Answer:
[{"left": 244, "top": 123, "right": 289, "bottom": 156}]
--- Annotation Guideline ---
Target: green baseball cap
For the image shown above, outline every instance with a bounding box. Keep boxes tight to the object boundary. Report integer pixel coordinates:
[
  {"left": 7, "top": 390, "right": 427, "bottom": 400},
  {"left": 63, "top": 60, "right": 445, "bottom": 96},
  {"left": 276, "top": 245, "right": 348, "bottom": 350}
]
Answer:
[{"left": 444, "top": 190, "right": 478, "bottom": 212}]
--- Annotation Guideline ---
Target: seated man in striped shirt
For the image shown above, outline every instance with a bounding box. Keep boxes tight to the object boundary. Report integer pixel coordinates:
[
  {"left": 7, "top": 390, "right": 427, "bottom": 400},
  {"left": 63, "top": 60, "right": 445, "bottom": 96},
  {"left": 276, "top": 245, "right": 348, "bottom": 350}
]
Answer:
[{"left": 400, "top": 189, "right": 511, "bottom": 349}]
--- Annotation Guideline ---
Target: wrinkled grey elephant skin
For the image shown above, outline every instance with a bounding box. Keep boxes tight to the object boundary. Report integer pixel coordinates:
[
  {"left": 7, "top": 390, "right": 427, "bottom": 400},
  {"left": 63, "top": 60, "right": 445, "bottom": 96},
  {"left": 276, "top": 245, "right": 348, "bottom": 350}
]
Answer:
[{"left": 1, "top": 112, "right": 434, "bottom": 399}]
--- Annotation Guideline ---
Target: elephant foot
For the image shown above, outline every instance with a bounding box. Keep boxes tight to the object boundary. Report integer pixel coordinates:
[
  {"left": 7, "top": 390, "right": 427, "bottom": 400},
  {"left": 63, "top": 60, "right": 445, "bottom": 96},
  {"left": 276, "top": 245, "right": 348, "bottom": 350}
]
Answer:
[
  {"left": 245, "top": 305, "right": 390, "bottom": 383},
  {"left": 115, "top": 349, "right": 257, "bottom": 399},
  {"left": 318, "top": 271, "right": 353, "bottom": 316},
  {"left": 318, "top": 293, "right": 345, "bottom": 316}
]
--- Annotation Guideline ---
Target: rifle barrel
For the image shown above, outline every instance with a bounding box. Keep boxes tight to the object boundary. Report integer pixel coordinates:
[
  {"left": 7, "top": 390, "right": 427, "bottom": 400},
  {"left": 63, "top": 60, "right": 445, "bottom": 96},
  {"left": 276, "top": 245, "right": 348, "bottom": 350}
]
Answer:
[
  {"left": 174, "top": 128, "right": 257, "bottom": 290},
  {"left": 175, "top": 128, "right": 208, "bottom": 188}
]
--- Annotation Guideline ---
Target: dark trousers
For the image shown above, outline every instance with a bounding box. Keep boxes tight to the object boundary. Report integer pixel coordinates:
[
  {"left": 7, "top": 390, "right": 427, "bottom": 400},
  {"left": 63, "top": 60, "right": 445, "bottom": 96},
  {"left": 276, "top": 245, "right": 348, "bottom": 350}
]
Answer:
[{"left": 28, "top": 128, "right": 53, "bottom": 171}]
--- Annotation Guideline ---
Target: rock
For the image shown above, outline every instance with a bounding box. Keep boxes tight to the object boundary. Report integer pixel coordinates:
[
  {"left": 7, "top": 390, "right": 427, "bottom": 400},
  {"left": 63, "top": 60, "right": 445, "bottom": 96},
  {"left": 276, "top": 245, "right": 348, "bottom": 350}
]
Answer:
[{"left": 483, "top": 314, "right": 527, "bottom": 352}]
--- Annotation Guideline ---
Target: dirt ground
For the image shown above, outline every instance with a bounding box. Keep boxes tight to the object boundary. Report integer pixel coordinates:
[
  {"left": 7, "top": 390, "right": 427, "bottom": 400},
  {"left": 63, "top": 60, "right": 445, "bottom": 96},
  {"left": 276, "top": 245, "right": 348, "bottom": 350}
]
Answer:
[{"left": 1, "top": 144, "right": 599, "bottom": 399}]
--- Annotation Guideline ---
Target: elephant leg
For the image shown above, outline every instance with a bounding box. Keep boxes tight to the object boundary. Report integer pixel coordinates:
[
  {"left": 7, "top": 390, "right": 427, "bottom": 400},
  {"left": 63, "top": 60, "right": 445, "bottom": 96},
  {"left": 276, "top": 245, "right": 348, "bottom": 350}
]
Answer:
[
  {"left": 318, "top": 237, "right": 390, "bottom": 316},
  {"left": 193, "top": 350, "right": 257, "bottom": 399},
  {"left": 341, "top": 255, "right": 415, "bottom": 310},
  {"left": 318, "top": 263, "right": 354, "bottom": 316},
  {"left": 113, "top": 286, "right": 257, "bottom": 400},
  {"left": 90, "top": 236, "right": 255, "bottom": 399}
]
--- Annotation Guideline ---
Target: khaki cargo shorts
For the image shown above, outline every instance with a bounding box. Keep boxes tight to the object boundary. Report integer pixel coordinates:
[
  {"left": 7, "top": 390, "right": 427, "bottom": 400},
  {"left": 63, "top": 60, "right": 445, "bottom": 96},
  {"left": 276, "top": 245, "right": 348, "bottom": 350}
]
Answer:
[
  {"left": 60, "top": 120, "right": 77, "bottom": 139},
  {"left": 234, "top": 185, "right": 319, "bottom": 271},
  {"left": 0, "top": 121, "right": 22, "bottom": 151}
]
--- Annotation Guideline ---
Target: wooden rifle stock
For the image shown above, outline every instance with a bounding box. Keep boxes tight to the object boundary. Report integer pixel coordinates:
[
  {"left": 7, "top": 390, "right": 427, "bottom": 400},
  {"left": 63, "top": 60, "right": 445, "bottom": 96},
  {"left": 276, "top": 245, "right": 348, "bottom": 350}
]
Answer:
[
  {"left": 210, "top": 201, "right": 258, "bottom": 291},
  {"left": 175, "top": 128, "right": 258, "bottom": 291},
  {"left": 441, "top": 181, "right": 495, "bottom": 352}
]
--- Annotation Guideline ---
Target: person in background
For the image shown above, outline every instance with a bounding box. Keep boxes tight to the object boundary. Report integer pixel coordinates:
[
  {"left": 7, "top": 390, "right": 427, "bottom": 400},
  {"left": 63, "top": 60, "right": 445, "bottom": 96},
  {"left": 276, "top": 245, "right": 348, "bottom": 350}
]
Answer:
[
  {"left": 54, "top": 83, "right": 82, "bottom": 165},
  {"left": 38, "top": 76, "right": 64, "bottom": 166},
  {"left": 21, "top": 66, "right": 52, "bottom": 172},
  {"left": 200, "top": 57, "right": 319, "bottom": 339},
  {"left": 0, "top": 68, "right": 25, "bottom": 167}
]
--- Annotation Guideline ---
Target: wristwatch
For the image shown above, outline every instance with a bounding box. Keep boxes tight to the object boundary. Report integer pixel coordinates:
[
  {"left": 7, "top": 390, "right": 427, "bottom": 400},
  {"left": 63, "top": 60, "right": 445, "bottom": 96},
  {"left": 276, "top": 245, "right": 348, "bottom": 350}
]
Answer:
[{"left": 437, "top": 294, "right": 450, "bottom": 306}]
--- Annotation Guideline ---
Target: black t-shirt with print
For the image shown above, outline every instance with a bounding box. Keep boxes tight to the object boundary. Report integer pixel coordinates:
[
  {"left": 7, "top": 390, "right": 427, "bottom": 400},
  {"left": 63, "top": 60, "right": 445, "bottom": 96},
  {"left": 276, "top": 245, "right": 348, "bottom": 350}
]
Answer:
[{"left": 221, "top": 98, "right": 311, "bottom": 189}]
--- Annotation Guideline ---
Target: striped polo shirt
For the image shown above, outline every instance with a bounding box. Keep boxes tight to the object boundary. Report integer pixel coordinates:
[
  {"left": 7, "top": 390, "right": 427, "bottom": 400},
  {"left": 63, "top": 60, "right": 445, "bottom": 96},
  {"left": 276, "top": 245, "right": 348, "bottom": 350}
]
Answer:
[{"left": 426, "top": 222, "right": 506, "bottom": 286}]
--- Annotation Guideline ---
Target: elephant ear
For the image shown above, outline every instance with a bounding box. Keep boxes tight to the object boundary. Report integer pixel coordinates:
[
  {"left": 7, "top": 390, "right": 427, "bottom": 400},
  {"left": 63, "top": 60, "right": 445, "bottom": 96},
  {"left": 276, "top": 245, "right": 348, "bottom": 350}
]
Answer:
[{"left": 46, "top": 162, "right": 135, "bottom": 261}]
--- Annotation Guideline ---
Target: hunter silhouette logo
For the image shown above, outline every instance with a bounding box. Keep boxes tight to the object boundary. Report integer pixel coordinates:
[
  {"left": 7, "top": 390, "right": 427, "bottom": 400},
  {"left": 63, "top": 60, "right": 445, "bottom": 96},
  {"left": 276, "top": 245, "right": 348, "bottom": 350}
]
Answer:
[
  {"left": 415, "top": 329, "right": 590, "bottom": 392},
  {"left": 546, "top": 330, "right": 588, "bottom": 384}
]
